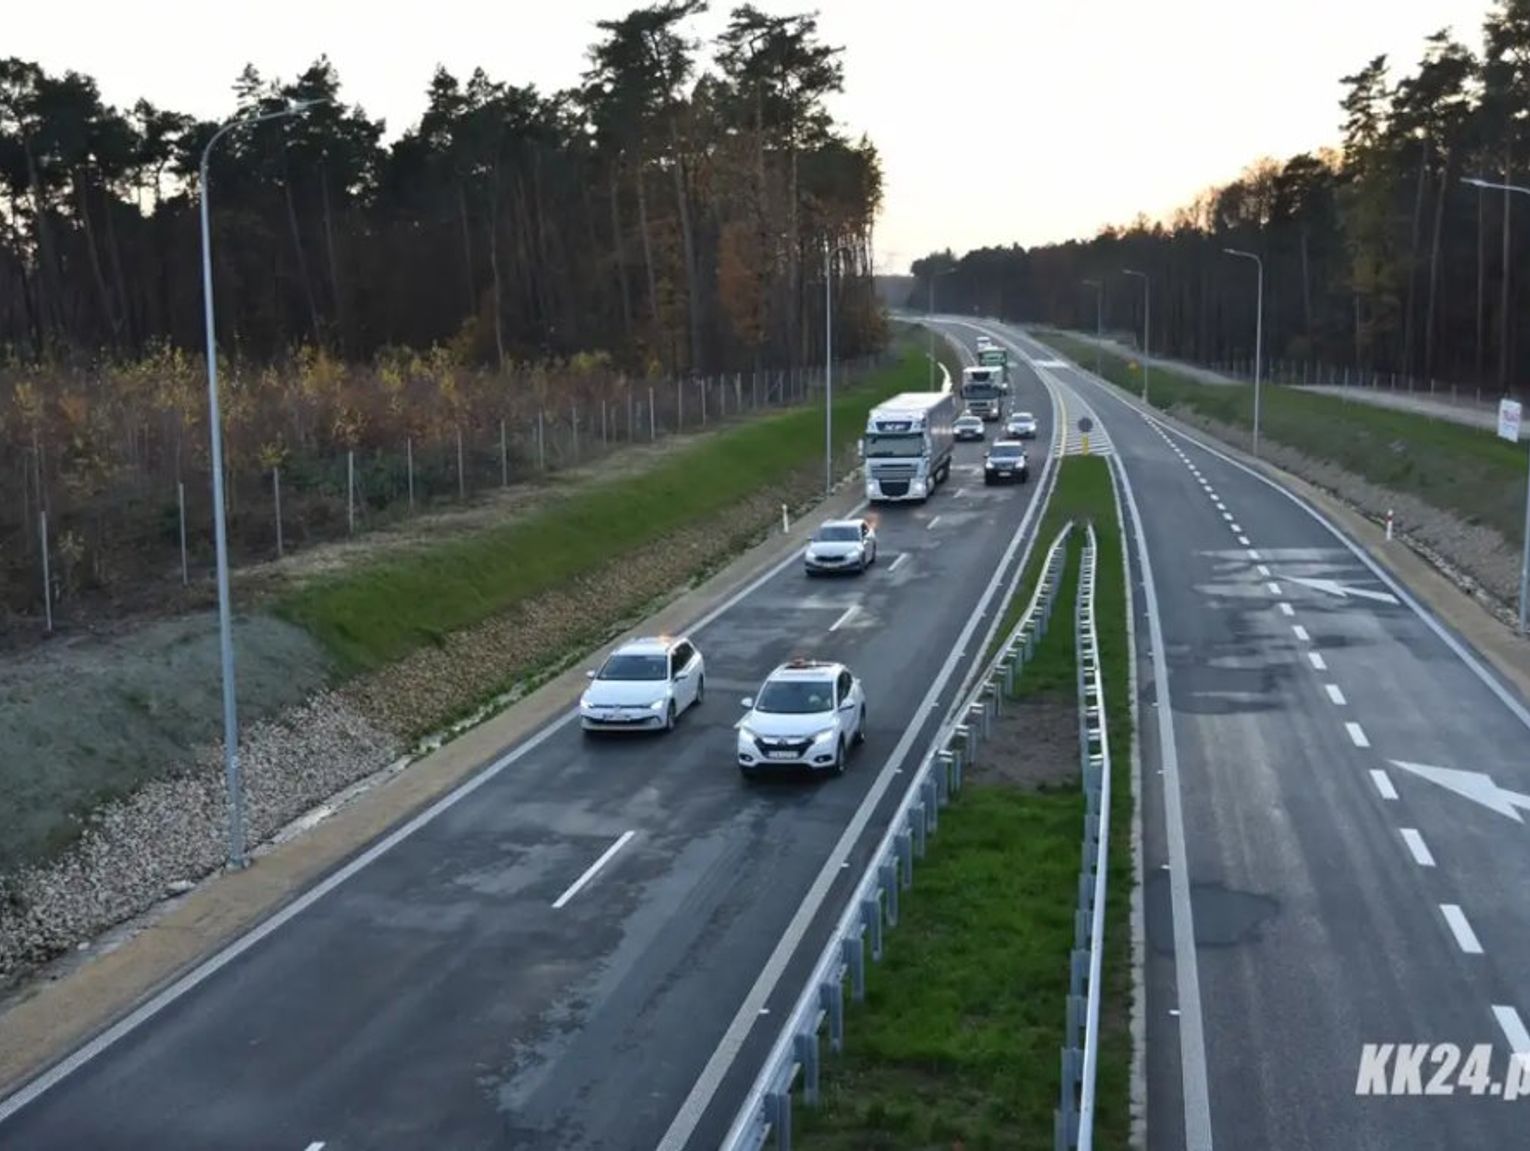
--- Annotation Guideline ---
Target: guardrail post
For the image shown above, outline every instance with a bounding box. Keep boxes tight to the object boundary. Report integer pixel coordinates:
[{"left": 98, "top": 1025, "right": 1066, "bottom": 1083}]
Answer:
[
  {"left": 795, "top": 1031, "right": 820, "bottom": 1106},
  {"left": 768, "top": 1090, "right": 792, "bottom": 1151},
  {"left": 843, "top": 934, "right": 865, "bottom": 1002},
  {"left": 921, "top": 777, "right": 939, "bottom": 834},
  {"left": 984, "top": 679, "right": 1002, "bottom": 717},
  {"left": 911, "top": 803, "right": 927, "bottom": 858},
  {"left": 896, "top": 829, "right": 913, "bottom": 888},
  {"left": 863, "top": 896, "right": 883, "bottom": 962},
  {"left": 968, "top": 701, "right": 989, "bottom": 744},
  {"left": 822, "top": 979, "right": 844, "bottom": 1053},
  {"left": 1075, "top": 908, "right": 1090, "bottom": 951},
  {"left": 880, "top": 861, "right": 899, "bottom": 926},
  {"left": 1067, "top": 992, "right": 1085, "bottom": 1052}
]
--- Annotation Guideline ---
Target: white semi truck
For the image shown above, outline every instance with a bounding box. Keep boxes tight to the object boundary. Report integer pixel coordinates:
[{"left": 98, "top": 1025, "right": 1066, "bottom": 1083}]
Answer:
[
  {"left": 862, "top": 391, "right": 957, "bottom": 503},
  {"left": 960, "top": 365, "right": 1007, "bottom": 421}
]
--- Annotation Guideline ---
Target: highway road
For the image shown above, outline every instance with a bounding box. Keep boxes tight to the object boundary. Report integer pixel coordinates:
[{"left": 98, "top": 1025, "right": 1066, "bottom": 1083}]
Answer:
[
  {"left": 936, "top": 317, "right": 1530, "bottom": 1151},
  {"left": 0, "top": 348, "right": 1057, "bottom": 1150}
]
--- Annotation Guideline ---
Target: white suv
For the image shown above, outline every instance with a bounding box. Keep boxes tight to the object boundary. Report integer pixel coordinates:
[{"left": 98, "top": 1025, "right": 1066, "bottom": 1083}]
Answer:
[
  {"left": 736, "top": 660, "right": 866, "bottom": 778},
  {"left": 579, "top": 636, "right": 704, "bottom": 733}
]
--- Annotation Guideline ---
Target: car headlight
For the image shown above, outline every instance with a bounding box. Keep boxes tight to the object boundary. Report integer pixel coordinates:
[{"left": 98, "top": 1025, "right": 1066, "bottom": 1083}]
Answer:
[
  {"left": 984, "top": 460, "right": 995, "bottom": 469},
  {"left": 738, "top": 725, "right": 758, "bottom": 741},
  {"left": 649, "top": 698, "right": 668, "bottom": 711},
  {"left": 809, "top": 727, "right": 838, "bottom": 744}
]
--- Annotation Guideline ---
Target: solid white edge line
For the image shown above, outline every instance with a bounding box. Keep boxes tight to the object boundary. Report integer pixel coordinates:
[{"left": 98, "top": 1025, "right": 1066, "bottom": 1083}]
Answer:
[
  {"left": 829, "top": 604, "right": 858, "bottom": 632},
  {"left": 1279, "top": 603, "right": 1295, "bottom": 617},
  {"left": 1102, "top": 432, "right": 1216, "bottom": 1151},
  {"left": 1440, "top": 904, "right": 1485, "bottom": 954},
  {"left": 1000, "top": 325, "right": 1214, "bottom": 1149},
  {"left": 1345, "top": 721, "right": 1370, "bottom": 748},
  {"left": 551, "top": 830, "right": 636, "bottom": 910},
  {"left": 662, "top": 324, "right": 1063, "bottom": 1151},
  {"left": 1308, "top": 652, "right": 1327, "bottom": 670},
  {"left": 1293, "top": 625, "right": 1311, "bottom": 642},
  {"left": 1399, "top": 828, "right": 1436, "bottom": 867},
  {"left": 1371, "top": 769, "right": 1400, "bottom": 800},
  {"left": 1324, "top": 684, "right": 1347, "bottom": 706},
  {"left": 0, "top": 490, "right": 859, "bottom": 1126},
  {"left": 1493, "top": 1005, "right": 1530, "bottom": 1055},
  {"left": 888, "top": 552, "right": 909, "bottom": 573}
]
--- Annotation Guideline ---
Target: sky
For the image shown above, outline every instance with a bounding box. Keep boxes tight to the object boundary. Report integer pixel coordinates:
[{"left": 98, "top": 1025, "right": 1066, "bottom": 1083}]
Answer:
[{"left": 10, "top": 0, "right": 1501, "bottom": 273}]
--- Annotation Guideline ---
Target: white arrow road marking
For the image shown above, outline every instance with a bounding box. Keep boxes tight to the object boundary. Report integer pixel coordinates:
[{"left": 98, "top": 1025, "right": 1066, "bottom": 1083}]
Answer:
[
  {"left": 1286, "top": 575, "right": 1400, "bottom": 605},
  {"left": 1390, "top": 760, "right": 1530, "bottom": 823}
]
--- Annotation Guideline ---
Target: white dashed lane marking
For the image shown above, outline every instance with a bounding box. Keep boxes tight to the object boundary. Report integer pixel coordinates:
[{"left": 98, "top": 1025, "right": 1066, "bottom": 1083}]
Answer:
[
  {"left": 1293, "top": 625, "right": 1311, "bottom": 642},
  {"left": 1346, "top": 722, "right": 1370, "bottom": 748},
  {"left": 1325, "top": 684, "right": 1347, "bottom": 706},
  {"left": 1441, "top": 904, "right": 1485, "bottom": 955},
  {"left": 1400, "top": 829, "right": 1436, "bottom": 867},
  {"left": 1308, "top": 651, "right": 1327, "bottom": 671},
  {"left": 1279, "top": 603, "right": 1295, "bottom": 617},
  {"left": 1371, "top": 770, "right": 1400, "bottom": 800}
]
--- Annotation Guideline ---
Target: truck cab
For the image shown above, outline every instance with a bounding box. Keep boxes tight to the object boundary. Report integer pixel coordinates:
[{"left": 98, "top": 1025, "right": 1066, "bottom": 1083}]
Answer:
[{"left": 960, "top": 365, "right": 1007, "bottom": 421}]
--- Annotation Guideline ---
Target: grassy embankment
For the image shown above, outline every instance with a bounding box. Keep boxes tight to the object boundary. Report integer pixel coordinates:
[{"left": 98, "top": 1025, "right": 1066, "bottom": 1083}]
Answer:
[
  {"left": 279, "top": 342, "right": 934, "bottom": 673},
  {"left": 1035, "top": 330, "right": 1527, "bottom": 549},
  {"left": 798, "top": 455, "right": 1134, "bottom": 1150}
]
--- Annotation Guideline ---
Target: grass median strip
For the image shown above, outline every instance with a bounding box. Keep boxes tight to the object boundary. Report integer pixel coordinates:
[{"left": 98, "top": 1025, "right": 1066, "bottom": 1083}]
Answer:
[
  {"left": 1034, "top": 329, "right": 1527, "bottom": 550},
  {"left": 798, "top": 455, "right": 1133, "bottom": 1150},
  {"left": 279, "top": 346, "right": 928, "bottom": 673}
]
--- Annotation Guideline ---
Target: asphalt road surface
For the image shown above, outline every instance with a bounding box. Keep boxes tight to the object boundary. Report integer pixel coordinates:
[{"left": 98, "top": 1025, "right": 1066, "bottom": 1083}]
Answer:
[
  {"left": 0, "top": 354, "right": 1056, "bottom": 1151},
  {"left": 937, "top": 317, "right": 1530, "bottom": 1151}
]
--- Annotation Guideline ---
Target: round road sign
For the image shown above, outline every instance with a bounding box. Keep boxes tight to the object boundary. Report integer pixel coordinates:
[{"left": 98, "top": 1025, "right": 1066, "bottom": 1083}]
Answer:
[{"left": 1078, "top": 416, "right": 1094, "bottom": 434}]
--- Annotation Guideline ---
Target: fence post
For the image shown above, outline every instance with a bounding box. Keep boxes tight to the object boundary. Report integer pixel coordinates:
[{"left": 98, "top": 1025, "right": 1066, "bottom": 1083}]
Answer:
[
  {"left": 538, "top": 410, "right": 547, "bottom": 471},
  {"left": 676, "top": 378, "right": 683, "bottom": 431},
  {"left": 273, "top": 466, "right": 284, "bottom": 558},
  {"left": 736, "top": 371, "right": 743, "bottom": 413},
  {"left": 602, "top": 400, "right": 609, "bottom": 446},
  {"left": 571, "top": 404, "right": 579, "bottom": 463},
  {"left": 40, "top": 509, "right": 53, "bottom": 634},
  {"left": 753, "top": 369, "right": 759, "bottom": 410},
  {"left": 456, "top": 426, "right": 466, "bottom": 500},
  {"left": 178, "top": 480, "right": 189, "bottom": 586},
  {"left": 407, "top": 437, "right": 415, "bottom": 512},
  {"left": 347, "top": 449, "right": 356, "bottom": 535},
  {"left": 628, "top": 386, "right": 635, "bottom": 441},
  {"left": 500, "top": 418, "right": 508, "bottom": 488},
  {"left": 701, "top": 377, "right": 708, "bottom": 426},
  {"left": 649, "top": 387, "right": 657, "bottom": 439}
]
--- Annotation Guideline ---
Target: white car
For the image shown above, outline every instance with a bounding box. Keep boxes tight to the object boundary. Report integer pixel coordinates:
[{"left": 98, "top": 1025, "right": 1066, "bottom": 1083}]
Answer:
[
  {"left": 804, "top": 518, "right": 877, "bottom": 575},
  {"left": 1006, "top": 411, "right": 1038, "bottom": 439},
  {"left": 736, "top": 659, "right": 866, "bottom": 778},
  {"left": 579, "top": 635, "right": 704, "bottom": 733}
]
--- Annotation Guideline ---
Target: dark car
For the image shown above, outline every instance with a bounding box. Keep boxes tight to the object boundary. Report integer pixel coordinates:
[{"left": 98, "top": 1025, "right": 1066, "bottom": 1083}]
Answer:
[
  {"left": 983, "top": 440, "right": 1029, "bottom": 485},
  {"left": 954, "top": 414, "right": 985, "bottom": 442}
]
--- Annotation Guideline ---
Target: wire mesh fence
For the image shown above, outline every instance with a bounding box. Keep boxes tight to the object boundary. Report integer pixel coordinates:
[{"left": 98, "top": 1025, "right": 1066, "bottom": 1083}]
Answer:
[{"left": 1, "top": 355, "right": 889, "bottom": 641}]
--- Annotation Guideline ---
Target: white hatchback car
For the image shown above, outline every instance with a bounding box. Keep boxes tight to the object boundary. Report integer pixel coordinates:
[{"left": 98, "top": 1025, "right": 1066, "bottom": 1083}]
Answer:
[
  {"left": 804, "top": 518, "right": 878, "bottom": 575},
  {"left": 579, "top": 635, "right": 704, "bottom": 733},
  {"left": 736, "top": 659, "right": 866, "bottom": 778}
]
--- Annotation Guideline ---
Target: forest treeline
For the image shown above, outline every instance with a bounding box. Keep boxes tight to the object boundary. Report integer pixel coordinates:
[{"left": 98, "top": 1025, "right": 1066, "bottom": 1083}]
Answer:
[
  {"left": 913, "top": 0, "right": 1530, "bottom": 393},
  {"left": 0, "top": 1, "right": 884, "bottom": 374}
]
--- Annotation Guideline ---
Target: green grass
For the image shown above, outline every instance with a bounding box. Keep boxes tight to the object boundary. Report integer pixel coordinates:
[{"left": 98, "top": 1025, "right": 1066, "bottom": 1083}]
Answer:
[
  {"left": 1036, "top": 329, "right": 1528, "bottom": 547},
  {"left": 799, "top": 455, "right": 1135, "bottom": 1150},
  {"left": 279, "top": 345, "right": 929, "bottom": 672}
]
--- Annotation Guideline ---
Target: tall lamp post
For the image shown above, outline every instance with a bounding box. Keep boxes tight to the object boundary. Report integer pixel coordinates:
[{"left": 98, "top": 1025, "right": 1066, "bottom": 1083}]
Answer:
[
  {"left": 1082, "top": 278, "right": 1104, "bottom": 378},
  {"left": 1222, "top": 247, "right": 1264, "bottom": 458},
  {"left": 926, "top": 266, "right": 958, "bottom": 388},
  {"left": 1464, "top": 175, "right": 1530, "bottom": 634},
  {"left": 200, "top": 99, "right": 324, "bottom": 870},
  {"left": 824, "top": 241, "right": 857, "bottom": 497},
  {"left": 1122, "top": 268, "right": 1150, "bottom": 404}
]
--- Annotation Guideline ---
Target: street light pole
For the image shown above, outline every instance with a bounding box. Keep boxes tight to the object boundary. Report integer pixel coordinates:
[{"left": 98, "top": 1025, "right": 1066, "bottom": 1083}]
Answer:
[
  {"left": 825, "top": 241, "right": 856, "bottom": 497},
  {"left": 1122, "top": 269, "right": 1150, "bottom": 404},
  {"left": 1223, "top": 248, "right": 1264, "bottom": 458},
  {"left": 199, "top": 99, "right": 323, "bottom": 870},
  {"left": 1082, "top": 278, "right": 1103, "bottom": 378},
  {"left": 1464, "top": 175, "right": 1530, "bottom": 634}
]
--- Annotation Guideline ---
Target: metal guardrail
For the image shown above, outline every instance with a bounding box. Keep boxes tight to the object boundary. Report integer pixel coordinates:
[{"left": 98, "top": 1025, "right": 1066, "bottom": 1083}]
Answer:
[
  {"left": 718, "top": 521, "right": 1076, "bottom": 1151},
  {"left": 1057, "top": 521, "right": 1111, "bottom": 1150}
]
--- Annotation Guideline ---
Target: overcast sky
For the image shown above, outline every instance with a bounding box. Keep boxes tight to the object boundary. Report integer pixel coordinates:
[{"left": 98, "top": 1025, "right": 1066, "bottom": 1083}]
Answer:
[{"left": 11, "top": 0, "right": 1499, "bottom": 272}]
